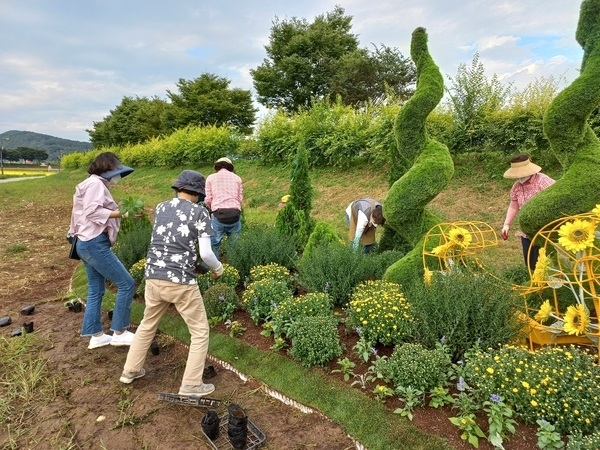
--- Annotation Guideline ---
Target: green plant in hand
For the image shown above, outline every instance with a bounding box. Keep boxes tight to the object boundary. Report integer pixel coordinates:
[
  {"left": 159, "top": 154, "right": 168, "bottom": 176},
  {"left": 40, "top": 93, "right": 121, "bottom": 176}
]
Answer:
[{"left": 119, "top": 196, "right": 145, "bottom": 216}]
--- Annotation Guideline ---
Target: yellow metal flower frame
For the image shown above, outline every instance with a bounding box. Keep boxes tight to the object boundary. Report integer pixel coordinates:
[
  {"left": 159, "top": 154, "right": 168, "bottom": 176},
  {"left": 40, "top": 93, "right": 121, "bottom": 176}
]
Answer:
[{"left": 422, "top": 216, "right": 600, "bottom": 358}]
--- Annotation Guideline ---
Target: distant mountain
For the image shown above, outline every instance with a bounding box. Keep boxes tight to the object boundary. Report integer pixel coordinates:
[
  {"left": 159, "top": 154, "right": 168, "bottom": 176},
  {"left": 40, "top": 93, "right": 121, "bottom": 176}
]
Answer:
[{"left": 0, "top": 130, "right": 93, "bottom": 162}]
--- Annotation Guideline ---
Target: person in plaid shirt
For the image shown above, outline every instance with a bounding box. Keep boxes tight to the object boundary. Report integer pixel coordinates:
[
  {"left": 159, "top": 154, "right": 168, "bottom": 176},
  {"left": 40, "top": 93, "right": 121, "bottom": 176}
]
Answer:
[
  {"left": 205, "top": 157, "right": 243, "bottom": 258},
  {"left": 501, "top": 154, "right": 555, "bottom": 270}
]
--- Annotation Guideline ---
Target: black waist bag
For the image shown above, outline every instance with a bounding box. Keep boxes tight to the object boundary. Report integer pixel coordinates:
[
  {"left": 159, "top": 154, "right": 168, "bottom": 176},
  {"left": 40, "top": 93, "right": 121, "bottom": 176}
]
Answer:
[{"left": 213, "top": 208, "right": 241, "bottom": 224}]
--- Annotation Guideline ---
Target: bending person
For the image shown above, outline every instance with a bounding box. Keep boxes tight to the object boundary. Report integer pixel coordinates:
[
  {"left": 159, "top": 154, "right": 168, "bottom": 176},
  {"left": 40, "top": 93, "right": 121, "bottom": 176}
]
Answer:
[{"left": 345, "top": 198, "right": 385, "bottom": 254}]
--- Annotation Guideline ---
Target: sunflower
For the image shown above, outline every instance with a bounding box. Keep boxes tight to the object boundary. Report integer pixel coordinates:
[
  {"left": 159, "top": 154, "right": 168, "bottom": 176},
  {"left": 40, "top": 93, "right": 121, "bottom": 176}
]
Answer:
[
  {"left": 557, "top": 219, "right": 596, "bottom": 253},
  {"left": 448, "top": 226, "right": 472, "bottom": 248},
  {"left": 563, "top": 304, "right": 590, "bottom": 335},
  {"left": 423, "top": 268, "right": 433, "bottom": 286},
  {"left": 532, "top": 248, "right": 550, "bottom": 285},
  {"left": 534, "top": 299, "right": 553, "bottom": 323},
  {"left": 592, "top": 204, "right": 600, "bottom": 220}
]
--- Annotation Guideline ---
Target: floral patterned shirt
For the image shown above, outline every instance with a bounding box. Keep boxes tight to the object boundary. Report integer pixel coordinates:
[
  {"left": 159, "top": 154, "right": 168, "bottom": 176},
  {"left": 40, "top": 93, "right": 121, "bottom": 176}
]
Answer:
[{"left": 145, "top": 197, "right": 213, "bottom": 284}]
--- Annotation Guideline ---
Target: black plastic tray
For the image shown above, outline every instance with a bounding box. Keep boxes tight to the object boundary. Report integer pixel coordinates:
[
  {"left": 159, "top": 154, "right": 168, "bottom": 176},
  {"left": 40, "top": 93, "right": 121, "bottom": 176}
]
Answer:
[
  {"left": 157, "top": 392, "right": 221, "bottom": 408},
  {"left": 202, "top": 412, "right": 266, "bottom": 450}
]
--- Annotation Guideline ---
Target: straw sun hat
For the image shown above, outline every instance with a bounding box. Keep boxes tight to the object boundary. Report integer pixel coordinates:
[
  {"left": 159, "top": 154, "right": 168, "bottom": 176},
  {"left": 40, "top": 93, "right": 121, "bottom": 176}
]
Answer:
[{"left": 503, "top": 158, "right": 542, "bottom": 179}]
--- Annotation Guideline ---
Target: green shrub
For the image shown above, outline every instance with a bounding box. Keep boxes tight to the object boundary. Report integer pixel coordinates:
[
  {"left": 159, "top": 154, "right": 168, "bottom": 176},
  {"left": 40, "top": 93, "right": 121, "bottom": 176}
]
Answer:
[
  {"left": 114, "top": 216, "right": 153, "bottom": 270},
  {"left": 288, "top": 315, "right": 344, "bottom": 367},
  {"left": 202, "top": 283, "right": 239, "bottom": 322},
  {"left": 128, "top": 258, "right": 146, "bottom": 284},
  {"left": 270, "top": 292, "right": 333, "bottom": 337},
  {"left": 241, "top": 278, "right": 293, "bottom": 324},
  {"left": 222, "top": 224, "right": 298, "bottom": 281},
  {"left": 301, "top": 220, "right": 344, "bottom": 264},
  {"left": 501, "top": 264, "right": 530, "bottom": 285},
  {"left": 566, "top": 431, "right": 600, "bottom": 449},
  {"left": 365, "top": 250, "right": 405, "bottom": 280},
  {"left": 297, "top": 242, "right": 371, "bottom": 307},
  {"left": 249, "top": 263, "right": 290, "bottom": 284},
  {"left": 346, "top": 280, "right": 412, "bottom": 346},
  {"left": 404, "top": 270, "right": 526, "bottom": 361},
  {"left": 197, "top": 263, "right": 240, "bottom": 292},
  {"left": 377, "top": 343, "right": 452, "bottom": 392},
  {"left": 465, "top": 345, "right": 600, "bottom": 435}
]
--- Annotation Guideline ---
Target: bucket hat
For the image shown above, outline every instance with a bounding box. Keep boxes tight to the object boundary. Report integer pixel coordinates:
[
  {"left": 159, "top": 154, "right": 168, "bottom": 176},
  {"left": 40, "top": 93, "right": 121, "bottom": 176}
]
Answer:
[
  {"left": 503, "top": 158, "right": 541, "bottom": 179},
  {"left": 171, "top": 170, "right": 206, "bottom": 195}
]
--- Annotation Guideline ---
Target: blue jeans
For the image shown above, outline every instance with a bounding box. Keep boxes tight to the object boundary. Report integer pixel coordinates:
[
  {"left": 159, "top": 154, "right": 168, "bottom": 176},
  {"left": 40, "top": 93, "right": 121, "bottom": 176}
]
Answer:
[
  {"left": 76, "top": 233, "right": 135, "bottom": 336},
  {"left": 210, "top": 217, "right": 242, "bottom": 257}
]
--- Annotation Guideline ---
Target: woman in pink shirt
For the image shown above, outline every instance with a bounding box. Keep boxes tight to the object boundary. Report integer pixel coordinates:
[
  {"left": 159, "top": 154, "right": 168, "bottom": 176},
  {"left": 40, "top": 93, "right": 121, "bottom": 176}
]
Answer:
[
  {"left": 68, "top": 152, "right": 137, "bottom": 349},
  {"left": 501, "top": 154, "right": 555, "bottom": 270}
]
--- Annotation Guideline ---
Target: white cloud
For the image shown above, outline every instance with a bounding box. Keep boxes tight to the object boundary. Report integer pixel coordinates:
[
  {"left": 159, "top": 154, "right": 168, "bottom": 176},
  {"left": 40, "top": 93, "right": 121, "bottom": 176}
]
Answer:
[{"left": 0, "top": 0, "right": 586, "bottom": 141}]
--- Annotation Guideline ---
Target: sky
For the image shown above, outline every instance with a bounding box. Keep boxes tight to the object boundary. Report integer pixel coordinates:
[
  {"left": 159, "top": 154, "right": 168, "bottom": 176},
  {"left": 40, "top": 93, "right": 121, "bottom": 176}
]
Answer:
[{"left": 0, "top": 1, "right": 585, "bottom": 143}]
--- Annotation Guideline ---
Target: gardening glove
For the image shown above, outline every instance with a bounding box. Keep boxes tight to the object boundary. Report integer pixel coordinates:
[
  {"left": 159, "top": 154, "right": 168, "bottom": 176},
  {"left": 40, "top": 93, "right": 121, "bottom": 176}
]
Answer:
[
  {"left": 501, "top": 224, "right": 509, "bottom": 241},
  {"left": 213, "top": 263, "right": 224, "bottom": 280}
]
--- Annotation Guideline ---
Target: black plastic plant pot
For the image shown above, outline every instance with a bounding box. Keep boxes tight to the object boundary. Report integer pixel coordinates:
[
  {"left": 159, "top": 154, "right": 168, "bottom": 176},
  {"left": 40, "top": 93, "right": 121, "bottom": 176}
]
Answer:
[
  {"left": 20, "top": 305, "right": 35, "bottom": 315},
  {"left": 108, "top": 310, "right": 113, "bottom": 320},
  {"left": 68, "top": 302, "right": 83, "bottom": 313},
  {"left": 203, "top": 364, "right": 217, "bottom": 379},
  {"left": 11, "top": 327, "right": 22, "bottom": 337},
  {"left": 150, "top": 340, "right": 160, "bottom": 355},
  {"left": 23, "top": 322, "right": 34, "bottom": 333},
  {"left": 0, "top": 316, "right": 12, "bottom": 327}
]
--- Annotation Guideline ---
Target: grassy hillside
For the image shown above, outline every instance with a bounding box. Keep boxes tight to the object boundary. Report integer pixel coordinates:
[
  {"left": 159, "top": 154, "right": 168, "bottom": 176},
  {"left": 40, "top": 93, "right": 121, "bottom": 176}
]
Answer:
[{"left": 17, "top": 156, "right": 534, "bottom": 273}]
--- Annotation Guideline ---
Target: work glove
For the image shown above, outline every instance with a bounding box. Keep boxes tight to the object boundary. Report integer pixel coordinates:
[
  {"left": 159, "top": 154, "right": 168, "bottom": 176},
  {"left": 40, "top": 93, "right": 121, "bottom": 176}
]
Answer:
[{"left": 213, "top": 263, "right": 224, "bottom": 280}]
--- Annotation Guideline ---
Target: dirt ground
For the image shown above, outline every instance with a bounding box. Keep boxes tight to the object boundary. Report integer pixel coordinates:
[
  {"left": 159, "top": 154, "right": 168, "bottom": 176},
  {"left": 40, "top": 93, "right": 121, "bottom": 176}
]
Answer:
[{"left": 0, "top": 187, "right": 539, "bottom": 450}]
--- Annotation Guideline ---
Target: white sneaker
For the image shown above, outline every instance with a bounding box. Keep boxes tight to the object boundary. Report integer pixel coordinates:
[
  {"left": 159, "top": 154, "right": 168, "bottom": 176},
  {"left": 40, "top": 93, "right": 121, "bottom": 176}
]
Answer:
[
  {"left": 88, "top": 333, "right": 112, "bottom": 349},
  {"left": 119, "top": 368, "right": 146, "bottom": 384},
  {"left": 178, "top": 383, "right": 215, "bottom": 396},
  {"left": 111, "top": 330, "right": 135, "bottom": 346}
]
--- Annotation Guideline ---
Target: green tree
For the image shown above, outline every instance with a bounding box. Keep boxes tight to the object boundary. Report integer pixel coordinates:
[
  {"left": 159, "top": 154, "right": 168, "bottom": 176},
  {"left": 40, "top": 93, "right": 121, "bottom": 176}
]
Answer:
[
  {"left": 13, "top": 146, "right": 48, "bottom": 162},
  {"left": 444, "top": 53, "right": 513, "bottom": 152},
  {"left": 163, "top": 73, "right": 256, "bottom": 135},
  {"left": 87, "top": 96, "right": 170, "bottom": 148},
  {"left": 251, "top": 6, "right": 415, "bottom": 113}
]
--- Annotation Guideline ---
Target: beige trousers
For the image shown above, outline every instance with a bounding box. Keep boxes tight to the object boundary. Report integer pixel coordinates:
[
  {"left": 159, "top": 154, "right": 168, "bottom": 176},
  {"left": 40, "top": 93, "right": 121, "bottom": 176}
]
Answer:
[{"left": 123, "top": 279, "right": 209, "bottom": 387}]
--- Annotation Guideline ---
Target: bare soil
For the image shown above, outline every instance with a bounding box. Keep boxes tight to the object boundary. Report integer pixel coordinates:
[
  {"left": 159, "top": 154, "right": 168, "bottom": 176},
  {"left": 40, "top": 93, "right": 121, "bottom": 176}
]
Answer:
[{"left": 0, "top": 183, "right": 539, "bottom": 450}]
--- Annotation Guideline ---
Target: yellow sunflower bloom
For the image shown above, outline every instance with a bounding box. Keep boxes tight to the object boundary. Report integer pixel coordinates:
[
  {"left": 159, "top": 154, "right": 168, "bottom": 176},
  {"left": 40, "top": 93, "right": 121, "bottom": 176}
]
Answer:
[
  {"left": 534, "top": 300, "right": 553, "bottom": 323},
  {"left": 558, "top": 219, "right": 596, "bottom": 253},
  {"left": 592, "top": 204, "right": 600, "bottom": 219},
  {"left": 532, "top": 248, "right": 550, "bottom": 285},
  {"left": 563, "top": 304, "right": 590, "bottom": 336},
  {"left": 448, "top": 226, "right": 472, "bottom": 248}
]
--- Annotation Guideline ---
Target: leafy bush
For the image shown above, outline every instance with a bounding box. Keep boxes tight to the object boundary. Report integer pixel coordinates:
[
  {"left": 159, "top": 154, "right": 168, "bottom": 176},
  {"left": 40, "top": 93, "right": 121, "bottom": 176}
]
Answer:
[
  {"left": 128, "top": 258, "right": 146, "bottom": 284},
  {"left": 346, "top": 280, "right": 412, "bottom": 346},
  {"left": 113, "top": 216, "right": 153, "bottom": 270},
  {"left": 465, "top": 345, "right": 600, "bottom": 435},
  {"left": 249, "top": 263, "right": 290, "bottom": 284},
  {"left": 404, "top": 270, "right": 526, "bottom": 361},
  {"left": 297, "top": 242, "right": 372, "bottom": 307},
  {"left": 366, "top": 250, "right": 405, "bottom": 279},
  {"left": 270, "top": 292, "right": 333, "bottom": 337},
  {"left": 301, "top": 220, "right": 343, "bottom": 264},
  {"left": 197, "top": 263, "right": 240, "bottom": 292},
  {"left": 377, "top": 343, "right": 452, "bottom": 393},
  {"left": 288, "top": 315, "right": 344, "bottom": 367},
  {"left": 222, "top": 224, "right": 298, "bottom": 281},
  {"left": 202, "top": 283, "right": 239, "bottom": 322},
  {"left": 241, "top": 278, "right": 293, "bottom": 324}
]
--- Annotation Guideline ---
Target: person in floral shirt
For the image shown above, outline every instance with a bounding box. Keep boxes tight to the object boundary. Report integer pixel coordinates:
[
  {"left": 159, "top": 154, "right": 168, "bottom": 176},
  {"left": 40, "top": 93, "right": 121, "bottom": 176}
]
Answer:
[{"left": 120, "top": 170, "right": 223, "bottom": 397}]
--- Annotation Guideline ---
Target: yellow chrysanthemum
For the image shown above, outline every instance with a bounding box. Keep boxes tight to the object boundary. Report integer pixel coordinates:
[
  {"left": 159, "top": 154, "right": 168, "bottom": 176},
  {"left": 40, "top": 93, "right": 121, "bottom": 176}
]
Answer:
[
  {"left": 448, "top": 226, "right": 472, "bottom": 248},
  {"left": 534, "top": 300, "right": 553, "bottom": 324},
  {"left": 563, "top": 304, "right": 590, "bottom": 336},
  {"left": 558, "top": 219, "right": 596, "bottom": 253},
  {"left": 532, "top": 248, "right": 550, "bottom": 285},
  {"left": 423, "top": 268, "right": 433, "bottom": 286}
]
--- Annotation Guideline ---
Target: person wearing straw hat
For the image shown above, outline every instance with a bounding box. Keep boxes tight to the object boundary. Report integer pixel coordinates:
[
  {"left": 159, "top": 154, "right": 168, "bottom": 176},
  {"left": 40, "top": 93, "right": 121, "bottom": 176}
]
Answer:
[{"left": 501, "top": 154, "right": 555, "bottom": 270}]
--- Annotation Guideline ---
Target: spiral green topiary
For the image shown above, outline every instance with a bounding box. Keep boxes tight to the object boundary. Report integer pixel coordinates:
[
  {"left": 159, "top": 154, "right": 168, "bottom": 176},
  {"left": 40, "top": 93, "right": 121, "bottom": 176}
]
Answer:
[
  {"left": 520, "top": 0, "right": 600, "bottom": 237},
  {"left": 382, "top": 28, "right": 454, "bottom": 288}
]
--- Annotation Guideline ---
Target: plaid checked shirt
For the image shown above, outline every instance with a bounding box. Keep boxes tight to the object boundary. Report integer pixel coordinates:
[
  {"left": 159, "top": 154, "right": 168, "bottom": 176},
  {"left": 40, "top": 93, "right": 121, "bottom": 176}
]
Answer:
[
  {"left": 205, "top": 169, "right": 243, "bottom": 212},
  {"left": 509, "top": 172, "right": 555, "bottom": 237}
]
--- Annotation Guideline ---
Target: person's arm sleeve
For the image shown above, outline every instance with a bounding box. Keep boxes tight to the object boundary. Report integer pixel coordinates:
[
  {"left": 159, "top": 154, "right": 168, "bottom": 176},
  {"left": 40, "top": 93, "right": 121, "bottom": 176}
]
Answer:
[
  {"left": 503, "top": 200, "right": 519, "bottom": 227},
  {"left": 204, "top": 179, "right": 213, "bottom": 210},
  {"left": 82, "top": 183, "right": 112, "bottom": 225},
  {"left": 352, "top": 211, "right": 369, "bottom": 248},
  {"left": 198, "top": 236, "right": 223, "bottom": 275}
]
